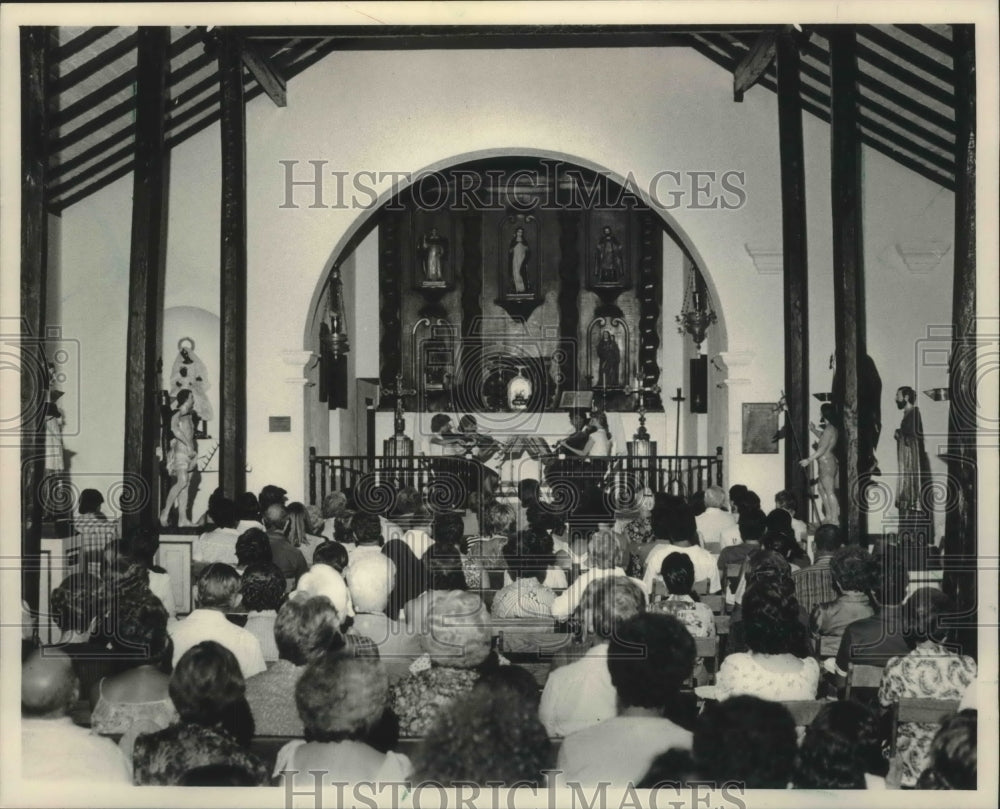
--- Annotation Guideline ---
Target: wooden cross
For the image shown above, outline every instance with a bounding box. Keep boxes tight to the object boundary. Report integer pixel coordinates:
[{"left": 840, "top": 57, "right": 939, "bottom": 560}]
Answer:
[{"left": 383, "top": 372, "right": 417, "bottom": 431}]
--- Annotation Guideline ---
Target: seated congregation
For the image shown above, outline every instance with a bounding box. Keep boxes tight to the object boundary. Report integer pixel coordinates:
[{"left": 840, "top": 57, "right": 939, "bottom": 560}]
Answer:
[{"left": 22, "top": 481, "right": 979, "bottom": 791}]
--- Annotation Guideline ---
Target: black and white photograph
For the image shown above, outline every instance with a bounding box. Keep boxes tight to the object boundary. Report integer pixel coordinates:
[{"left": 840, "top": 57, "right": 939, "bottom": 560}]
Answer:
[{"left": 1, "top": 2, "right": 997, "bottom": 808}]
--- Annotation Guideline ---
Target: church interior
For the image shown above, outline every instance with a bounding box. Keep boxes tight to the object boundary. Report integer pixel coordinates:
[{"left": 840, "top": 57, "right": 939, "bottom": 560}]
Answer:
[{"left": 5, "top": 10, "right": 995, "bottom": 800}]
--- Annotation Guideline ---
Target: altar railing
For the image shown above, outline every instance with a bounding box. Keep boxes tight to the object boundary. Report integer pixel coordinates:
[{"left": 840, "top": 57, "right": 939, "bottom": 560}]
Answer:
[{"left": 308, "top": 446, "right": 723, "bottom": 508}]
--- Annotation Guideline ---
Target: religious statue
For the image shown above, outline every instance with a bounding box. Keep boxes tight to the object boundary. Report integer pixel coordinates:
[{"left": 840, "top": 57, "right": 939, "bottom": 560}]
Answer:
[
  {"left": 169, "top": 337, "right": 212, "bottom": 433},
  {"left": 801, "top": 402, "right": 840, "bottom": 525},
  {"left": 894, "top": 385, "right": 931, "bottom": 514},
  {"left": 595, "top": 225, "right": 624, "bottom": 283},
  {"left": 596, "top": 330, "right": 621, "bottom": 388},
  {"left": 418, "top": 227, "right": 448, "bottom": 284},
  {"left": 43, "top": 363, "right": 65, "bottom": 478},
  {"left": 508, "top": 227, "right": 530, "bottom": 294},
  {"left": 160, "top": 389, "right": 198, "bottom": 526}
]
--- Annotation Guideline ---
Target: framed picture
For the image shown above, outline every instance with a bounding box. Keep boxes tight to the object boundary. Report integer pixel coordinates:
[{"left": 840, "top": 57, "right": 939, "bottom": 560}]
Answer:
[
  {"left": 497, "top": 213, "right": 540, "bottom": 301},
  {"left": 742, "top": 403, "right": 779, "bottom": 454},
  {"left": 587, "top": 211, "right": 631, "bottom": 290}
]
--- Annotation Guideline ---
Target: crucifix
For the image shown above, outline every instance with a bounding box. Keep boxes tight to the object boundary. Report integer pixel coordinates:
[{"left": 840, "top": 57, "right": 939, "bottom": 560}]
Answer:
[
  {"left": 670, "top": 387, "right": 686, "bottom": 458},
  {"left": 382, "top": 372, "right": 417, "bottom": 457}
]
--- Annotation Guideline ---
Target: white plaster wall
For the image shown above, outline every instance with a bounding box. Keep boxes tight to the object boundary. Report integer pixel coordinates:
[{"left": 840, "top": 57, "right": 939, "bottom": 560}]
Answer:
[{"left": 52, "top": 45, "right": 957, "bottom": 518}]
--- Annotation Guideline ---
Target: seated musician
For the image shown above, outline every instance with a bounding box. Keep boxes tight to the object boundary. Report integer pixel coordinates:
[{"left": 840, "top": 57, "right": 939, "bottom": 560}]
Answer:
[
  {"left": 457, "top": 414, "right": 500, "bottom": 460},
  {"left": 421, "top": 413, "right": 466, "bottom": 457}
]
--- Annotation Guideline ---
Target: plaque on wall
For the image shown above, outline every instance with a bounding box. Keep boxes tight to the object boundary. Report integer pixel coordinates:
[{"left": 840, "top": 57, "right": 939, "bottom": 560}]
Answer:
[{"left": 742, "top": 403, "right": 779, "bottom": 454}]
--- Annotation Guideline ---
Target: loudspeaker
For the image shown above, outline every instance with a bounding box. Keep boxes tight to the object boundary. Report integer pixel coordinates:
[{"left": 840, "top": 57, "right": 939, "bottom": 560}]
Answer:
[{"left": 690, "top": 356, "right": 708, "bottom": 413}]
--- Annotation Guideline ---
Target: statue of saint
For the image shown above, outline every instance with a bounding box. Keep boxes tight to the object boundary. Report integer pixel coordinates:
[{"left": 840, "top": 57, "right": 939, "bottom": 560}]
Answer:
[
  {"left": 801, "top": 403, "right": 840, "bottom": 525},
  {"left": 169, "top": 338, "right": 212, "bottom": 428},
  {"left": 160, "top": 389, "right": 198, "bottom": 526},
  {"left": 595, "top": 225, "right": 624, "bottom": 283},
  {"left": 894, "top": 386, "right": 930, "bottom": 514},
  {"left": 508, "top": 227, "right": 530, "bottom": 294},
  {"left": 596, "top": 330, "right": 621, "bottom": 388},
  {"left": 419, "top": 227, "right": 447, "bottom": 283}
]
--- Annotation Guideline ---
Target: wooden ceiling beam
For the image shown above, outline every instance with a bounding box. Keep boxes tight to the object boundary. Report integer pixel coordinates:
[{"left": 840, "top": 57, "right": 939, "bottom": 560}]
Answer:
[
  {"left": 732, "top": 28, "right": 779, "bottom": 101},
  {"left": 858, "top": 26, "right": 954, "bottom": 85},
  {"left": 241, "top": 37, "right": 286, "bottom": 107},
  {"left": 893, "top": 24, "right": 954, "bottom": 56},
  {"left": 53, "top": 26, "right": 116, "bottom": 63},
  {"left": 855, "top": 40, "right": 954, "bottom": 109},
  {"left": 54, "top": 30, "right": 138, "bottom": 94}
]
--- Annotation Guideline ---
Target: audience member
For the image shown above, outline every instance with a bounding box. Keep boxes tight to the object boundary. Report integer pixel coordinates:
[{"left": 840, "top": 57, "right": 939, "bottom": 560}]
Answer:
[
  {"left": 492, "top": 527, "right": 557, "bottom": 619},
  {"left": 540, "top": 577, "right": 646, "bottom": 737},
  {"left": 262, "top": 503, "right": 309, "bottom": 582},
  {"left": 794, "top": 700, "right": 888, "bottom": 789},
  {"left": 21, "top": 649, "right": 131, "bottom": 784},
  {"left": 320, "top": 490, "right": 349, "bottom": 542},
  {"left": 412, "top": 673, "right": 552, "bottom": 787},
  {"left": 792, "top": 523, "right": 843, "bottom": 614},
  {"left": 169, "top": 564, "right": 266, "bottom": 678},
  {"left": 810, "top": 545, "right": 875, "bottom": 646},
  {"left": 345, "top": 553, "right": 423, "bottom": 682},
  {"left": 382, "top": 538, "right": 428, "bottom": 620},
  {"left": 713, "top": 581, "right": 818, "bottom": 701},
  {"left": 649, "top": 552, "right": 715, "bottom": 638},
  {"left": 692, "top": 696, "right": 797, "bottom": 789},
  {"left": 390, "top": 590, "right": 495, "bottom": 736},
  {"left": 551, "top": 530, "right": 630, "bottom": 619},
  {"left": 423, "top": 542, "right": 468, "bottom": 591},
  {"left": 258, "top": 484, "right": 288, "bottom": 511},
  {"left": 311, "top": 539, "right": 350, "bottom": 572},
  {"left": 695, "top": 485, "right": 737, "bottom": 550},
  {"left": 124, "top": 525, "right": 177, "bottom": 619},
  {"left": 234, "top": 528, "right": 272, "bottom": 574},
  {"left": 48, "top": 572, "right": 115, "bottom": 704},
  {"left": 133, "top": 641, "right": 267, "bottom": 785},
  {"left": 235, "top": 492, "right": 264, "bottom": 534},
  {"left": 718, "top": 488, "right": 760, "bottom": 547},
  {"left": 432, "top": 510, "right": 486, "bottom": 588},
  {"left": 762, "top": 509, "right": 810, "bottom": 569},
  {"left": 275, "top": 655, "right": 410, "bottom": 786},
  {"left": 292, "top": 563, "right": 380, "bottom": 658},
  {"left": 245, "top": 592, "right": 347, "bottom": 736},
  {"left": 240, "top": 562, "right": 286, "bottom": 662},
  {"left": 349, "top": 512, "right": 386, "bottom": 567},
  {"left": 90, "top": 596, "right": 176, "bottom": 763},
  {"left": 192, "top": 496, "right": 239, "bottom": 568},
  {"left": 642, "top": 504, "right": 720, "bottom": 596},
  {"left": 878, "top": 588, "right": 977, "bottom": 787},
  {"left": 916, "top": 709, "right": 977, "bottom": 790},
  {"left": 774, "top": 489, "right": 808, "bottom": 547},
  {"left": 286, "top": 501, "right": 325, "bottom": 566},
  {"left": 717, "top": 507, "right": 766, "bottom": 598},
  {"left": 556, "top": 613, "right": 695, "bottom": 786}
]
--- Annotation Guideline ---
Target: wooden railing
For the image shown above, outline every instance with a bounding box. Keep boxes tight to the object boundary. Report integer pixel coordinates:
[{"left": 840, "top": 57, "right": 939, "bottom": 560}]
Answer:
[{"left": 309, "top": 446, "right": 723, "bottom": 507}]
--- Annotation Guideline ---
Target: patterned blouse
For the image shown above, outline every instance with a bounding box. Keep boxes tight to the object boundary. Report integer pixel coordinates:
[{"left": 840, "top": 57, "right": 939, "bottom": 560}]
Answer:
[
  {"left": 490, "top": 578, "right": 556, "bottom": 619},
  {"left": 90, "top": 680, "right": 177, "bottom": 765},
  {"left": 713, "top": 652, "right": 820, "bottom": 703},
  {"left": 649, "top": 595, "right": 716, "bottom": 638},
  {"left": 878, "top": 641, "right": 977, "bottom": 787},
  {"left": 132, "top": 722, "right": 270, "bottom": 785},
  {"left": 389, "top": 667, "right": 480, "bottom": 737}
]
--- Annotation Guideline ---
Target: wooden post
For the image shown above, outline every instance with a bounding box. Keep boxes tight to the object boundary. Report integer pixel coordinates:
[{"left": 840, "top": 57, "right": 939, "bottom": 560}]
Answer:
[
  {"left": 944, "top": 24, "right": 976, "bottom": 657},
  {"left": 219, "top": 30, "right": 248, "bottom": 498},
  {"left": 776, "top": 32, "right": 810, "bottom": 517},
  {"left": 828, "top": 28, "right": 866, "bottom": 542},
  {"left": 122, "top": 27, "right": 170, "bottom": 536},
  {"left": 20, "top": 27, "right": 49, "bottom": 614}
]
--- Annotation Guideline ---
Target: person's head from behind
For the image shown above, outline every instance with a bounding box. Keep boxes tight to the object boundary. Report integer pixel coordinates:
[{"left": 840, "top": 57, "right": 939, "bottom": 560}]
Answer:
[
  {"left": 196, "top": 563, "right": 241, "bottom": 611},
  {"left": 235, "top": 528, "right": 272, "bottom": 568},
  {"left": 873, "top": 545, "right": 909, "bottom": 607},
  {"left": 258, "top": 484, "right": 288, "bottom": 510},
  {"left": 240, "top": 562, "right": 286, "bottom": 613},
  {"left": 607, "top": 613, "right": 695, "bottom": 713},
  {"left": 458, "top": 414, "right": 477, "bottom": 433},
  {"left": 352, "top": 512, "right": 383, "bottom": 548},
  {"left": 666, "top": 504, "right": 698, "bottom": 545},
  {"left": 22, "top": 649, "right": 78, "bottom": 718},
  {"left": 903, "top": 587, "right": 955, "bottom": 649},
  {"left": 411, "top": 671, "right": 552, "bottom": 787},
  {"left": 814, "top": 523, "right": 843, "bottom": 556},
  {"left": 235, "top": 491, "right": 260, "bottom": 523},
  {"left": 208, "top": 496, "right": 237, "bottom": 530},
  {"left": 274, "top": 592, "right": 347, "bottom": 665},
  {"left": 693, "top": 696, "right": 797, "bottom": 788},
  {"left": 170, "top": 641, "right": 246, "bottom": 729},
  {"left": 422, "top": 590, "right": 490, "bottom": 669},
  {"left": 795, "top": 700, "right": 885, "bottom": 789},
  {"left": 285, "top": 502, "right": 310, "bottom": 547},
  {"left": 111, "top": 594, "right": 173, "bottom": 672},
  {"left": 126, "top": 524, "right": 161, "bottom": 568},
  {"left": 346, "top": 554, "right": 396, "bottom": 614},
  {"left": 432, "top": 511, "right": 465, "bottom": 548},
  {"left": 734, "top": 489, "right": 761, "bottom": 514},
  {"left": 312, "top": 540, "right": 349, "bottom": 572},
  {"left": 745, "top": 548, "right": 793, "bottom": 589},
  {"left": 581, "top": 575, "right": 645, "bottom": 641},
  {"left": 660, "top": 552, "right": 697, "bottom": 597},
  {"left": 737, "top": 508, "right": 767, "bottom": 542},
  {"left": 322, "top": 490, "right": 348, "bottom": 520},
  {"left": 296, "top": 655, "right": 388, "bottom": 743},
  {"left": 50, "top": 573, "right": 103, "bottom": 636},
  {"left": 830, "top": 545, "right": 872, "bottom": 594},
  {"left": 774, "top": 489, "right": 798, "bottom": 517},
  {"left": 425, "top": 542, "right": 467, "bottom": 591},
  {"left": 304, "top": 504, "right": 325, "bottom": 536},
  {"left": 78, "top": 488, "right": 105, "bottom": 516},
  {"left": 703, "top": 486, "right": 726, "bottom": 510},
  {"left": 504, "top": 528, "right": 555, "bottom": 583},
  {"left": 483, "top": 501, "right": 516, "bottom": 536},
  {"left": 743, "top": 581, "right": 802, "bottom": 656},
  {"left": 916, "top": 709, "right": 977, "bottom": 790},
  {"left": 474, "top": 665, "right": 543, "bottom": 712},
  {"left": 430, "top": 413, "right": 452, "bottom": 435},
  {"left": 292, "top": 564, "right": 354, "bottom": 622},
  {"left": 262, "top": 503, "right": 289, "bottom": 533},
  {"left": 765, "top": 508, "right": 793, "bottom": 538},
  {"left": 588, "top": 530, "right": 622, "bottom": 571},
  {"left": 728, "top": 484, "right": 748, "bottom": 512}
]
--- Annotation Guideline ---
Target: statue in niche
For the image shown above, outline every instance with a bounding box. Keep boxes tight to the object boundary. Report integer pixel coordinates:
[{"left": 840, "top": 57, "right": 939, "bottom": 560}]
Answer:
[
  {"left": 596, "top": 330, "right": 621, "bottom": 388},
  {"left": 507, "top": 226, "right": 531, "bottom": 295},
  {"left": 169, "top": 337, "right": 212, "bottom": 437},
  {"left": 418, "top": 227, "right": 448, "bottom": 286},
  {"left": 595, "top": 225, "right": 624, "bottom": 283},
  {"left": 160, "top": 389, "right": 198, "bottom": 527}
]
